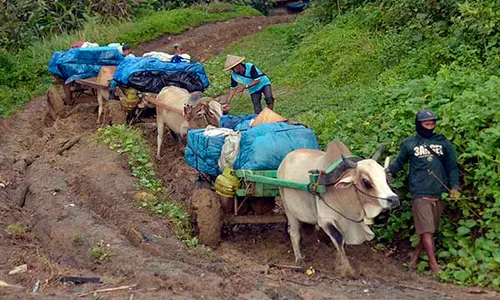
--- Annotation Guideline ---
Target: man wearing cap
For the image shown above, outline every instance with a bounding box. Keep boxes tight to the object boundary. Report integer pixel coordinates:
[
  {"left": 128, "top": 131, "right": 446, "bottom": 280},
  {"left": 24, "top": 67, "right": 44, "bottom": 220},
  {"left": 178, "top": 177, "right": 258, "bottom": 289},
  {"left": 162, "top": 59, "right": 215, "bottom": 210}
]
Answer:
[
  {"left": 224, "top": 55, "right": 274, "bottom": 114},
  {"left": 171, "top": 43, "right": 191, "bottom": 63},
  {"left": 388, "top": 109, "right": 460, "bottom": 273}
]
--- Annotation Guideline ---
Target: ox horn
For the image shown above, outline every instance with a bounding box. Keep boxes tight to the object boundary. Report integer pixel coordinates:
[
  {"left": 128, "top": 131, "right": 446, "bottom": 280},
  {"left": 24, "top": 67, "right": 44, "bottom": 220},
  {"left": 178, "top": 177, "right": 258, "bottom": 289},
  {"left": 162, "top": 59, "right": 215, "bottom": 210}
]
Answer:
[
  {"left": 371, "top": 143, "right": 386, "bottom": 162},
  {"left": 342, "top": 155, "right": 357, "bottom": 169},
  {"left": 384, "top": 156, "right": 391, "bottom": 169}
]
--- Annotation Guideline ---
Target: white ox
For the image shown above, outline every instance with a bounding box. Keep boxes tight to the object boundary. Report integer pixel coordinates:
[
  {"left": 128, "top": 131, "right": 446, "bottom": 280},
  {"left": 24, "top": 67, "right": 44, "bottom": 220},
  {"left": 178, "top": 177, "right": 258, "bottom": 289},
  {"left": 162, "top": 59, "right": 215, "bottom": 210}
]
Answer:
[
  {"left": 147, "top": 86, "right": 223, "bottom": 158},
  {"left": 277, "top": 140, "right": 399, "bottom": 277}
]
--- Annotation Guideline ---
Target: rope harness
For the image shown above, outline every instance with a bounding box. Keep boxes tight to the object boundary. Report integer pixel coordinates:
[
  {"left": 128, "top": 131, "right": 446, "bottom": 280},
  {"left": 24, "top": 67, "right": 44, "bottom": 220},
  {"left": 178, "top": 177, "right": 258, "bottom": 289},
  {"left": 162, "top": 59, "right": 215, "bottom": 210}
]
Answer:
[{"left": 308, "top": 157, "right": 397, "bottom": 223}]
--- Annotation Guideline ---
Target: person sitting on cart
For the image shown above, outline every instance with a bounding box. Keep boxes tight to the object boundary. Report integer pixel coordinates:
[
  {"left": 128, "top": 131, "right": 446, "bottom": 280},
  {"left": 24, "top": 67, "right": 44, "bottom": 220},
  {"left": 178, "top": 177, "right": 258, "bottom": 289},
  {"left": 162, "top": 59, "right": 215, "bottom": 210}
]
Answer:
[
  {"left": 223, "top": 54, "right": 275, "bottom": 114},
  {"left": 122, "top": 44, "right": 135, "bottom": 58},
  {"left": 171, "top": 43, "right": 191, "bottom": 63}
]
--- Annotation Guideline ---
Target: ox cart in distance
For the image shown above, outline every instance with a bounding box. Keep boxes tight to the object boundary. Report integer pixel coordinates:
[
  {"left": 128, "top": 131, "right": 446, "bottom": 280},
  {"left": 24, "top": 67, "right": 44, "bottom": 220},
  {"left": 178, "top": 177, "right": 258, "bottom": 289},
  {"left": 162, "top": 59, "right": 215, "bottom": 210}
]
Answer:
[{"left": 48, "top": 75, "right": 154, "bottom": 124}]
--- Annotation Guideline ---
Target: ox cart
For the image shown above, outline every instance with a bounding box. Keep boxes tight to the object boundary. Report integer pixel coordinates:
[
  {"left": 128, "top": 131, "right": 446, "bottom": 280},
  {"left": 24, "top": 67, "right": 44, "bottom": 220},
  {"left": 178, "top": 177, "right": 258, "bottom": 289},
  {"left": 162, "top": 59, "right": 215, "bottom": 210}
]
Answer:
[
  {"left": 47, "top": 47, "right": 210, "bottom": 124},
  {"left": 191, "top": 157, "right": 349, "bottom": 247},
  {"left": 47, "top": 75, "right": 150, "bottom": 124}
]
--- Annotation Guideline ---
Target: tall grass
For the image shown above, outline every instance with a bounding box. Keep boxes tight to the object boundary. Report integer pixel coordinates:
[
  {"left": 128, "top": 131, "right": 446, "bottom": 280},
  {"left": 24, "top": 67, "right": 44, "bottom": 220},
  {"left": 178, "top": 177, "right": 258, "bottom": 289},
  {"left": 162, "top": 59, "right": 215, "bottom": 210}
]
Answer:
[{"left": 0, "top": 5, "right": 261, "bottom": 117}]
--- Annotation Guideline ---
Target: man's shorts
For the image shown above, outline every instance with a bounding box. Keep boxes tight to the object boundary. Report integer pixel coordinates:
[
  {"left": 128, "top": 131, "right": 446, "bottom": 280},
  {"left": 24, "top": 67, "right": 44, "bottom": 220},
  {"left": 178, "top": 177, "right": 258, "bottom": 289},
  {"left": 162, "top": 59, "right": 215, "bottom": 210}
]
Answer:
[{"left": 412, "top": 197, "right": 445, "bottom": 235}]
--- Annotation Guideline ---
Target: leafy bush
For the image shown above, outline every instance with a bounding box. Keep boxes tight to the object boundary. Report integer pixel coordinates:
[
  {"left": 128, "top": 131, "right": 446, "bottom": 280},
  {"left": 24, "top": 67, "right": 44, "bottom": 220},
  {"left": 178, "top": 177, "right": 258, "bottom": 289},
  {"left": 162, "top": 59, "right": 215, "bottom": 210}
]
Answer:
[
  {"left": 204, "top": 0, "right": 500, "bottom": 287},
  {"left": 203, "top": 1, "right": 235, "bottom": 13},
  {"left": 0, "top": 0, "right": 205, "bottom": 52},
  {"left": 230, "top": 0, "right": 274, "bottom": 15}
]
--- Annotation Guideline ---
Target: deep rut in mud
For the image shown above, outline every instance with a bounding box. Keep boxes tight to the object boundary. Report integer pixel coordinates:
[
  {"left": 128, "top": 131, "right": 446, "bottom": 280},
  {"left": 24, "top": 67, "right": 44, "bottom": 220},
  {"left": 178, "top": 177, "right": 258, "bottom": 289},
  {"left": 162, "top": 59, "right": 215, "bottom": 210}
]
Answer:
[{"left": 0, "top": 16, "right": 497, "bottom": 300}]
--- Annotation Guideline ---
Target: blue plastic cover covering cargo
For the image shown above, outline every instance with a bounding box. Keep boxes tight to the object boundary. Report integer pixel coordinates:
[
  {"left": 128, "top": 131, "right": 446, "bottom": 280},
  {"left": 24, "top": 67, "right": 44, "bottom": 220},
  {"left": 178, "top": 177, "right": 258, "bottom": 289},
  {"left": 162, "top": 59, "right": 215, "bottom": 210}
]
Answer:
[
  {"left": 110, "top": 57, "right": 210, "bottom": 93},
  {"left": 234, "top": 122, "right": 319, "bottom": 170},
  {"left": 47, "top": 46, "right": 124, "bottom": 83},
  {"left": 185, "top": 129, "right": 226, "bottom": 177},
  {"left": 219, "top": 114, "right": 257, "bottom": 130},
  {"left": 235, "top": 120, "right": 253, "bottom": 131}
]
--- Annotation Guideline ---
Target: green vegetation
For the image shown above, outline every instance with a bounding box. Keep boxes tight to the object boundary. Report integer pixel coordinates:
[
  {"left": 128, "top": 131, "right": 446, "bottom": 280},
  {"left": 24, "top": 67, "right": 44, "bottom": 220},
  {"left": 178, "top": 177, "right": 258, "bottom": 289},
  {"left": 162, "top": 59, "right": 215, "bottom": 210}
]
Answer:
[
  {"left": 95, "top": 125, "right": 197, "bottom": 246},
  {"left": 6, "top": 224, "right": 28, "bottom": 234},
  {"left": 0, "top": 4, "right": 261, "bottom": 118},
  {"left": 90, "top": 240, "right": 114, "bottom": 261},
  {"left": 204, "top": 0, "right": 499, "bottom": 287}
]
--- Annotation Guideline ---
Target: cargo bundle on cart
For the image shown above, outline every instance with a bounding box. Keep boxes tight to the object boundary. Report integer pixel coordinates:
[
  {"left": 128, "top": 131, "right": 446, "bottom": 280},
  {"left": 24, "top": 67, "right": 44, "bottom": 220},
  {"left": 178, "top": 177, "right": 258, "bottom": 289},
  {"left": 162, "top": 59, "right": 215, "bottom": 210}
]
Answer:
[{"left": 46, "top": 44, "right": 210, "bottom": 123}]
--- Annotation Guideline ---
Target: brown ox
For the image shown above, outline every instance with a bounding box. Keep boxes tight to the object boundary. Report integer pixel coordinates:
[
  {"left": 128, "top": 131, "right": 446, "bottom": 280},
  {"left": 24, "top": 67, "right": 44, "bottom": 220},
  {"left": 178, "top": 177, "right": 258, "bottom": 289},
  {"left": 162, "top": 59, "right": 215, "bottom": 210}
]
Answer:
[
  {"left": 146, "top": 86, "right": 222, "bottom": 159},
  {"left": 277, "top": 140, "right": 399, "bottom": 277},
  {"left": 95, "top": 66, "right": 119, "bottom": 124}
]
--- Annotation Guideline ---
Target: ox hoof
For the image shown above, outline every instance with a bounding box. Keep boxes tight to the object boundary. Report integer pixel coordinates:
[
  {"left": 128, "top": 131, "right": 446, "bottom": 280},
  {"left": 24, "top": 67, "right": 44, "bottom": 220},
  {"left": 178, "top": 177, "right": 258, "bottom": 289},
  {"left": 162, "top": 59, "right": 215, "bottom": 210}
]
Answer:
[
  {"left": 338, "top": 264, "right": 356, "bottom": 278},
  {"left": 295, "top": 257, "right": 305, "bottom": 266}
]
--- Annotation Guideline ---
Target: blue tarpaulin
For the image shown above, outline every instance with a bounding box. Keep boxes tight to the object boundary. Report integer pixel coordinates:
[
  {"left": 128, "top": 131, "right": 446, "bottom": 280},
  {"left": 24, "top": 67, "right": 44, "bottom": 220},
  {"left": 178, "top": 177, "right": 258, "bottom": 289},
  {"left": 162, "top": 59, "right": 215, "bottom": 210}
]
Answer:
[
  {"left": 234, "top": 122, "right": 319, "bottom": 170},
  {"left": 110, "top": 57, "right": 210, "bottom": 93},
  {"left": 219, "top": 114, "right": 257, "bottom": 130},
  {"left": 185, "top": 119, "right": 319, "bottom": 176},
  {"left": 185, "top": 129, "right": 226, "bottom": 178},
  {"left": 47, "top": 46, "right": 124, "bottom": 83}
]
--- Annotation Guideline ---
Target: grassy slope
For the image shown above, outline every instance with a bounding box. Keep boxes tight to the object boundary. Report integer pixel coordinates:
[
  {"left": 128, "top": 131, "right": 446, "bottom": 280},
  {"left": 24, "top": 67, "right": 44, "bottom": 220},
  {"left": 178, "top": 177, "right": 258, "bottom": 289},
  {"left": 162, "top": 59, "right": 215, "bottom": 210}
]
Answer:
[
  {"left": 204, "top": 7, "right": 499, "bottom": 287},
  {"left": 0, "top": 5, "right": 260, "bottom": 117}
]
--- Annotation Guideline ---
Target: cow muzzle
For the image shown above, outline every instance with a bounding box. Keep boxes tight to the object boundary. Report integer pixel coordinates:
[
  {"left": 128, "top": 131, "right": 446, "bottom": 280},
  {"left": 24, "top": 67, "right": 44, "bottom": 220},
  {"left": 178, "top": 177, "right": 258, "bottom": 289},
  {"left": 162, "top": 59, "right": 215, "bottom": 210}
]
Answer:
[{"left": 387, "top": 195, "right": 400, "bottom": 209}]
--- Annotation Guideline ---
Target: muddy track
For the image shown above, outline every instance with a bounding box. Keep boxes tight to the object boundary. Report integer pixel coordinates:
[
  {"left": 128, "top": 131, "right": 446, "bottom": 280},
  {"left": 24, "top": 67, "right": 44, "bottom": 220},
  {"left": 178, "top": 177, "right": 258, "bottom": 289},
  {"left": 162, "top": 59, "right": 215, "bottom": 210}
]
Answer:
[
  {"left": 134, "top": 16, "right": 295, "bottom": 62},
  {"left": 0, "top": 16, "right": 497, "bottom": 300}
]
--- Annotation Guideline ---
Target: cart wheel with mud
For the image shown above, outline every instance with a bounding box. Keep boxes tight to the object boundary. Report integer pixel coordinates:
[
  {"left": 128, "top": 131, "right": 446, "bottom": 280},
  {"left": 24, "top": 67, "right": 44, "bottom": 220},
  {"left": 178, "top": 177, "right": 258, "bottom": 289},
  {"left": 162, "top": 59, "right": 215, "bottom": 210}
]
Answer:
[
  {"left": 46, "top": 85, "right": 68, "bottom": 119},
  {"left": 191, "top": 188, "right": 223, "bottom": 248},
  {"left": 105, "top": 100, "right": 127, "bottom": 125},
  {"left": 190, "top": 170, "right": 288, "bottom": 248}
]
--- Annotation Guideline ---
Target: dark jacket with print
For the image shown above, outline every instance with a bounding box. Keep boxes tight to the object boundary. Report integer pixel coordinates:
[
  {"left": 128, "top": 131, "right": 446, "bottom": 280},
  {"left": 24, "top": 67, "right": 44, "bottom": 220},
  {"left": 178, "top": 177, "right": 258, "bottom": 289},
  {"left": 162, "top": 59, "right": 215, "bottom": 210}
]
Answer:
[{"left": 388, "top": 133, "right": 460, "bottom": 198}]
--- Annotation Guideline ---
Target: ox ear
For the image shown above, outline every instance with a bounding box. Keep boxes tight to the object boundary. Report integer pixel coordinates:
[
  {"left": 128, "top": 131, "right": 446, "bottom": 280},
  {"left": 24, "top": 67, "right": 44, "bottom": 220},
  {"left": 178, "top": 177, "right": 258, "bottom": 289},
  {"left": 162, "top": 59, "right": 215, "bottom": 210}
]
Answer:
[{"left": 334, "top": 173, "right": 355, "bottom": 189}]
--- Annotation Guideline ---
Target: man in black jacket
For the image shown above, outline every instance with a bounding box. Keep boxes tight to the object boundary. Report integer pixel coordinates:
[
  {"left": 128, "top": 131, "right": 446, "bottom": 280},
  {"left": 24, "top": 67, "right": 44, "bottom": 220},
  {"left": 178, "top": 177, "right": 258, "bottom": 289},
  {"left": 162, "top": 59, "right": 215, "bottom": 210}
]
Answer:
[{"left": 388, "top": 109, "right": 460, "bottom": 273}]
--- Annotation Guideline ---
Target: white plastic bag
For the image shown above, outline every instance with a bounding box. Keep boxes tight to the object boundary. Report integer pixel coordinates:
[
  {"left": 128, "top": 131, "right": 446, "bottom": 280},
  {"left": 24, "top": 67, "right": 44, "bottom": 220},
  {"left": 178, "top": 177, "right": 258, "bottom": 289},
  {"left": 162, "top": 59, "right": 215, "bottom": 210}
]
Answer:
[{"left": 218, "top": 131, "right": 242, "bottom": 171}]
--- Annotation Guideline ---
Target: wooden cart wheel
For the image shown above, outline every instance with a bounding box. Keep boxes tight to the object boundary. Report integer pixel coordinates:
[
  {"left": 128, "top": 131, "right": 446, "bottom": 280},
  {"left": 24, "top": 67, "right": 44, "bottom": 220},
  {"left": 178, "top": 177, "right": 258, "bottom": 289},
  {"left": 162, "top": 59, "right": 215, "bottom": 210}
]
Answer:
[
  {"left": 46, "top": 85, "right": 67, "bottom": 118},
  {"left": 105, "top": 100, "right": 127, "bottom": 125},
  {"left": 62, "top": 83, "right": 75, "bottom": 105},
  {"left": 191, "top": 188, "right": 222, "bottom": 248}
]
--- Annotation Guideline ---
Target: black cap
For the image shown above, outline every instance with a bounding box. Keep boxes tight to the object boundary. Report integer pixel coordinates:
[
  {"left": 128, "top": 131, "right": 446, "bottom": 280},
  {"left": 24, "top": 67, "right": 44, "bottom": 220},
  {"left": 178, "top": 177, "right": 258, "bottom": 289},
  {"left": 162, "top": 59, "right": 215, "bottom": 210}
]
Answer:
[
  {"left": 122, "top": 44, "right": 131, "bottom": 51},
  {"left": 416, "top": 109, "right": 437, "bottom": 122}
]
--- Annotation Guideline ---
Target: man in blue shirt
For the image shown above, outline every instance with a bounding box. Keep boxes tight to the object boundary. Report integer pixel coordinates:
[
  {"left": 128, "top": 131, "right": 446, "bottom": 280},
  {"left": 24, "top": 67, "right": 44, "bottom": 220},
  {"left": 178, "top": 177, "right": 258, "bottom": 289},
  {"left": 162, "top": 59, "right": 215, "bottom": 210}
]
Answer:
[{"left": 224, "top": 55, "right": 274, "bottom": 114}]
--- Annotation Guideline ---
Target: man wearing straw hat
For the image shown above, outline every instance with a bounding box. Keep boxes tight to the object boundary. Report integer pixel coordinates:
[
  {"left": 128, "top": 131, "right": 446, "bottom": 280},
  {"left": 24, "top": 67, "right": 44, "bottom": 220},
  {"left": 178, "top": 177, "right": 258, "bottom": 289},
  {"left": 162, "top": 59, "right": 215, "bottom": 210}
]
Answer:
[{"left": 223, "top": 55, "right": 275, "bottom": 114}]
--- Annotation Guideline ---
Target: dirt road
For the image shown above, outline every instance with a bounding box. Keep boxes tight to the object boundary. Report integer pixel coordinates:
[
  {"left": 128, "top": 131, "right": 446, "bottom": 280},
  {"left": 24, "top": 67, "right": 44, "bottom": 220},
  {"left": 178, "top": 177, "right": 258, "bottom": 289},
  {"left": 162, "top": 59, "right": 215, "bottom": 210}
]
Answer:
[{"left": 0, "top": 15, "right": 497, "bottom": 300}]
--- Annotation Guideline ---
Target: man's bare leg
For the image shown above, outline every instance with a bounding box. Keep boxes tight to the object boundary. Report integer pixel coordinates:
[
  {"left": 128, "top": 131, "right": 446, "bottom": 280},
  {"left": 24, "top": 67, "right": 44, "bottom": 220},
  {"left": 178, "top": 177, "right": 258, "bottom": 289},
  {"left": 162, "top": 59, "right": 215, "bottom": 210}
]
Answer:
[
  {"left": 422, "top": 232, "right": 440, "bottom": 272},
  {"left": 411, "top": 237, "right": 424, "bottom": 269}
]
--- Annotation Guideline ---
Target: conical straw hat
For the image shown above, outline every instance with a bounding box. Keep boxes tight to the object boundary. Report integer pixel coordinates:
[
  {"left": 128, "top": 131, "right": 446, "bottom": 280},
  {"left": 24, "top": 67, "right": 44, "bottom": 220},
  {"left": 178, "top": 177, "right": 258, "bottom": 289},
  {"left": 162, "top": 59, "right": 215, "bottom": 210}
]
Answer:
[
  {"left": 224, "top": 54, "right": 245, "bottom": 71},
  {"left": 251, "top": 108, "right": 287, "bottom": 127}
]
